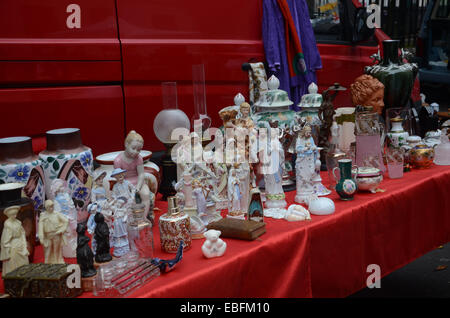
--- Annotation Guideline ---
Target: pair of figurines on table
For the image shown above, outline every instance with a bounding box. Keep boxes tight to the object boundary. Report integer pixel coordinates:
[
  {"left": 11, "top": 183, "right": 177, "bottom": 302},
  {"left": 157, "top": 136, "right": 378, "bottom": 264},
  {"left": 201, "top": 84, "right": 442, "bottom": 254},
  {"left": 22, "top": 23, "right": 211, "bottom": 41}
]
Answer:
[{"left": 87, "top": 168, "right": 131, "bottom": 259}]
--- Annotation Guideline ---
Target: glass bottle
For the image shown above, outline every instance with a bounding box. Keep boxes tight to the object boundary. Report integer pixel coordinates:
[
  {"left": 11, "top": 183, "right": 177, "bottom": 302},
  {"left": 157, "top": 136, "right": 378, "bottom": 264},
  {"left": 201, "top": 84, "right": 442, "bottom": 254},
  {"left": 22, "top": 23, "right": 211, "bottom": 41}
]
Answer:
[{"left": 127, "top": 203, "right": 154, "bottom": 259}]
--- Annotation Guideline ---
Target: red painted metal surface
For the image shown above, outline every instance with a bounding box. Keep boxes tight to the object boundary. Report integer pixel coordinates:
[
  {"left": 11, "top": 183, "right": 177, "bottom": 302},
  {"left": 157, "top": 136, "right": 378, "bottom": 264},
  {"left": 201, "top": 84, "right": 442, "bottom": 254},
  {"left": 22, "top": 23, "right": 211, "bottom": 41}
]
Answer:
[{"left": 0, "top": 85, "right": 124, "bottom": 156}]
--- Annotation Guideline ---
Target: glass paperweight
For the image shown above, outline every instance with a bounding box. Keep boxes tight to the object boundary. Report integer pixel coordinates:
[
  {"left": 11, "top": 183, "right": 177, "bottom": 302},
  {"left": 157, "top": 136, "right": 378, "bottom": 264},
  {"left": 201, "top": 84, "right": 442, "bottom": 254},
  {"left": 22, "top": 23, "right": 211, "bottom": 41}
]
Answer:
[{"left": 127, "top": 203, "right": 154, "bottom": 259}]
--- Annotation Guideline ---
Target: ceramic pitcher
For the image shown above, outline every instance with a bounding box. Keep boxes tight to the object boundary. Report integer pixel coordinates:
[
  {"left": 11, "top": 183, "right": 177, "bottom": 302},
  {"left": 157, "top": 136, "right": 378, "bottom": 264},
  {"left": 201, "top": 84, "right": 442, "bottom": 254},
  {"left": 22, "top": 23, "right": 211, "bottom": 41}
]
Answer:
[{"left": 332, "top": 159, "right": 358, "bottom": 201}]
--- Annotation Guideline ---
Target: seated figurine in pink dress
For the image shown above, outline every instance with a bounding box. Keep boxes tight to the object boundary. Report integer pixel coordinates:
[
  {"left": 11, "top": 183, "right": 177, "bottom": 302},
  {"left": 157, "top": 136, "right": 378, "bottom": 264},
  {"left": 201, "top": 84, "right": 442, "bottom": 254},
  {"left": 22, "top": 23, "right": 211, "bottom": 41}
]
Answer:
[{"left": 114, "top": 130, "right": 153, "bottom": 220}]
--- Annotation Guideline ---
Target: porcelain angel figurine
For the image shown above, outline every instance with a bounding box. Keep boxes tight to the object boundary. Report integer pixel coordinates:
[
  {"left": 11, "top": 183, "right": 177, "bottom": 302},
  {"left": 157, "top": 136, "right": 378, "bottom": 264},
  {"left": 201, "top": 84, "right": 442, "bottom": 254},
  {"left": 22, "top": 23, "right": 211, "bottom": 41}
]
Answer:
[
  {"left": 114, "top": 130, "right": 154, "bottom": 220},
  {"left": 295, "top": 124, "right": 317, "bottom": 204},
  {"left": 87, "top": 170, "right": 114, "bottom": 233},
  {"left": 261, "top": 121, "right": 287, "bottom": 209},
  {"left": 0, "top": 206, "right": 29, "bottom": 275},
  {"left": 51, "top": 178, "right": 78, "bottom": 258},
  {"left": 192, "top": 178, "right": 207, "bottom": 218},
  {"left": 111, "top": 198, "right": 130, "bottom": 257},
  {"left": 38, "top": 200, "right": 69, "bottom": 264}
]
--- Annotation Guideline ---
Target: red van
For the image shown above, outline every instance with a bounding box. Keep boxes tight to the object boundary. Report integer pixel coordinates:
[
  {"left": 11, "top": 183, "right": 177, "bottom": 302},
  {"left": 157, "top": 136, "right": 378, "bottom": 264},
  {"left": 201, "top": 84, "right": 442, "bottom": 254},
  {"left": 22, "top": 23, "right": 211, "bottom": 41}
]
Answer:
[{"left": 0, "top": 0, "right": 393, "bottom": 155}]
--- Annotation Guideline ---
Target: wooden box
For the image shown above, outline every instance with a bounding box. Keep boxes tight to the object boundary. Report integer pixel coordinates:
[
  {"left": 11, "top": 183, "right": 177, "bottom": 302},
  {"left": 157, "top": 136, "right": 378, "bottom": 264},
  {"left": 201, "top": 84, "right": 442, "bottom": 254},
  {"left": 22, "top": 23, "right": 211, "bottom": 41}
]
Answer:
[
  {"left": 3, "top": 263, "right": 82, "bottom": 298},
  {"left": 206, "top": 218, "right": 266, "bottom": 241}
]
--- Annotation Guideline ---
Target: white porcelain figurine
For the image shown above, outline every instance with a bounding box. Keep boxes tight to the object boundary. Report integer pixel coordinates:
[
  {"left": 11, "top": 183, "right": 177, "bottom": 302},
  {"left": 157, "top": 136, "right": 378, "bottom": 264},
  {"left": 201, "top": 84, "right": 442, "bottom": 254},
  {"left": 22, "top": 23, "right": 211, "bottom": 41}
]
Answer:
[
  {"left": 295, "top": 124, "right": 317, "bottom": 204},
  {"left": 51, "top": 178, "right": 78, "bottom": 258},
  {"left": 201, "top": 229, "right": 227, "bottom": 259},
  {"left": 0, "top": 206, "right": 29, "bottom": 274},
  {"left": 38, "top": 200, "right": 69, "bottom": 264}
]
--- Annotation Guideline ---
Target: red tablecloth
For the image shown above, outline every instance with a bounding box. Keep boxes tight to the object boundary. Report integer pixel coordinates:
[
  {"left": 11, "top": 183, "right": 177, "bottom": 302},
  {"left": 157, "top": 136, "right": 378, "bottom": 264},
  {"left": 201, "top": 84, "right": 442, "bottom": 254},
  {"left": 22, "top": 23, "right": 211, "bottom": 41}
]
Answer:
[{"left": 1, "top": 165, "right": 450, "bottom": 298}]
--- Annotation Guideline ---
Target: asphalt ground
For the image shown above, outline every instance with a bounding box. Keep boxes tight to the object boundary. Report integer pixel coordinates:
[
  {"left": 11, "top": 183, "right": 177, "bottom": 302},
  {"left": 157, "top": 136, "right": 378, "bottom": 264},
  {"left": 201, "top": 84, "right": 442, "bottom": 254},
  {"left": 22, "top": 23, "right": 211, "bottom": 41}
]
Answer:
[{"left": 350, "top": 242, "right": 450, "bottom": 298}]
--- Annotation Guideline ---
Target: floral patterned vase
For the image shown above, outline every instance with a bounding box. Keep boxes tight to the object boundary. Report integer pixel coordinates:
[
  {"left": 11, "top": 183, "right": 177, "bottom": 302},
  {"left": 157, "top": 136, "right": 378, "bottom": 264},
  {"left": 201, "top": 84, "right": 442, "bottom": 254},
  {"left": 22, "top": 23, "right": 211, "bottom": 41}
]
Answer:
[
  {"left": 0, "top": 137, "right": 46, "bottom": 211},
  {"left": 38, "top": 128, "right": 93, "bottom": 209},
  {"left": 159, "top": 196, "right": 191, "bottom": 253}
]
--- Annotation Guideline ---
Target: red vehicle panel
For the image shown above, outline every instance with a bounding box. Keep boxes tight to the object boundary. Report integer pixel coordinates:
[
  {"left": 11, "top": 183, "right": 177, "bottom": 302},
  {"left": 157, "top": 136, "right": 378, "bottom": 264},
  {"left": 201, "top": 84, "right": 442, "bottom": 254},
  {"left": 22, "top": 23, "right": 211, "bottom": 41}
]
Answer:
[{"left": 0, "top": 0, "right": 394, "bottom": 154}]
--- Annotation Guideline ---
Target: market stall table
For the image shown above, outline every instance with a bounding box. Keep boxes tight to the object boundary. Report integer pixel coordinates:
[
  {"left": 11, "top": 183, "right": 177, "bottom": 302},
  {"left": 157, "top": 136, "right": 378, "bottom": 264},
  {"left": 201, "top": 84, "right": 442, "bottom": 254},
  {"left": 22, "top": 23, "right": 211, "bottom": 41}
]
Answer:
[{"left": 1, "top": 165, "right": 449, "bottom": 298}]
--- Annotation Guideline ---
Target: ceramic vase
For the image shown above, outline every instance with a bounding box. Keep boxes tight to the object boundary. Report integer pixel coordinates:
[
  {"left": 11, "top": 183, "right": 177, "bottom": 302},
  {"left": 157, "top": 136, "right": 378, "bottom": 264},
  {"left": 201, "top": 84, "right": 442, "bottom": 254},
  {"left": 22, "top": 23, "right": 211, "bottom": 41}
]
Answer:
[
  {"left": 159, "top": 196, "right": 191, "bottom": 253},
  {"left": 365, "top": 40, "right": 418, "bottom": 110},
  {"left": 0, "top": 183, "right": 36, "bottom": 266},
  {"left": 387, "top": 118, "right": 409, "bottom": 148},
  {"left": 0, "top": 137, "right": 46, "bottom": 211},
  {"left": 333, "top": 159, "right": 358, "bottom": 201},
  {"left": 38, "top": 128, "right": 94, "bottom": 210}
]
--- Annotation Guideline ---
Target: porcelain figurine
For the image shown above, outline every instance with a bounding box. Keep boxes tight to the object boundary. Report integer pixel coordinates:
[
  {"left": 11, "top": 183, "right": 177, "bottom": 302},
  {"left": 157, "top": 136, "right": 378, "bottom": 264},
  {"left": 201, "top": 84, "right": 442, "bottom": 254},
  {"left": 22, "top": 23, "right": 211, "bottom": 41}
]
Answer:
[
  {"left": 434, "top": 130, "right": 450, "bottom": 165},
  {"left": 248, "top": 187, "right": 264, "bottom": 222},
  {"left": 261, "top": 123, "right": 287, "bottom": 209},
  {"left": 201, "top": 229, "right": 227, "bottom": 259},
  {"left": 112, "top": 198, "right": 130, "bottom": 257},
  {"left": 94, "top": 212, "right": 112, "bottom": 263},
  {"left": 111, "top": 168, "right": 136, "bottom": 207},
  {"left": 284, "top": 204, "right": 311, "bottom": 222},
  {"left": 312, "top": 147, "right": 331, "bottom": 196},
  {"left": 307, "top": 195, "right": 335, "bottom": 215},
  {"left": 192, "top": 178, "right": 207, "bottom": 218},
  {"left": 227, "top": 166, "right": 242, "bottom": 217},
  {"left": 353, "top": 167, "right": 383, "bottom": 193},
  {"left": 87, "top": 170, "right": 112, "bottom": 234},
  {"left": 211, "top": 162, "right": 228, "bottom": 209},
  {"left": 114, "top": 130, "right": 153, "bottom": 220},
  {"left": 76, "top": 223, "right": 96, "bottom": 278},
  {"left": 0, "top": 205, "right": 29, "bottom": 275},
  {"left": 51, "top": 179, "right": 78, "bottom": 258},
  {"left": 38, "top": 200, "right": 69, "bottom": 264},
  {"left": 295, "top": 124, "right": 317, "bottom": 204}
]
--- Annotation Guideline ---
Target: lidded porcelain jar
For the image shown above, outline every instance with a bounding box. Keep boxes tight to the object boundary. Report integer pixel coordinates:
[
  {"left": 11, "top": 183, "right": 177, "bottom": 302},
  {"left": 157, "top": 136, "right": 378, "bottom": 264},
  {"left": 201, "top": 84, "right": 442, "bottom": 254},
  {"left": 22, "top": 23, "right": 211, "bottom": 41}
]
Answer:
[
  {"left": 0, "top": 136, "right": 46, "bottom": 211},
  {"left": 387, "top": 117, "right": 409, "bottom": 148},
  {"left": 253, "top": 76, "right": 297, "bottom": 188},
  {"left": 353, "top": 167, "right": 383, "bottom": 193},
  {"left": 298, "top": 82, "right": 323, "bottom": 145},
  {"left": 39, "top": 128, "right": 94, "bottom": 209},
  {"left": 401, "top": 135, "right": 423, "bottom": 165},
  {"left": 159, "top": 196, "right": 191, "bottom": 253}
]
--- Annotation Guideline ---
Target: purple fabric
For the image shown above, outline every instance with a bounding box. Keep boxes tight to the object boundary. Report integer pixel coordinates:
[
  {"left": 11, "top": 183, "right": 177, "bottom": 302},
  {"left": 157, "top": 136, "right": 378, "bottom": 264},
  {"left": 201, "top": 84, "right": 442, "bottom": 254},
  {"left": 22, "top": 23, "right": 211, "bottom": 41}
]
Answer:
[{"left": 262, "top": 0, "right": 322, "bottom": 110}]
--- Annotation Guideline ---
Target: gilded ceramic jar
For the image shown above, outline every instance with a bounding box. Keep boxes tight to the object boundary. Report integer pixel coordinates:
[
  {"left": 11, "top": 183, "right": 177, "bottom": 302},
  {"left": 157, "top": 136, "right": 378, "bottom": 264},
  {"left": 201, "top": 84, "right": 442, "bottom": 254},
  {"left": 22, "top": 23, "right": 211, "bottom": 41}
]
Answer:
[
  {"left": 409, "top": 144, "right": 435, "bottom": 169},
  {"left": 352, "top": 167, "right": 383, "bottom": 193},
  {"left": 159, "top": 196, "right": 191, "bottom": 253}
]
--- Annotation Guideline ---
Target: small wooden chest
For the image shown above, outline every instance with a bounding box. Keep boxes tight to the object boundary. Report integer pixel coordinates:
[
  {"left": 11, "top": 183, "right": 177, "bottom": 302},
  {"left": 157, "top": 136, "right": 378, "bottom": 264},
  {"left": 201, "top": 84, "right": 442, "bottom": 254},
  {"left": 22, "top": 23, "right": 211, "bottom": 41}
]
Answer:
[{"left": 3, "top": 263, "right": 83, "bottom": 298}]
